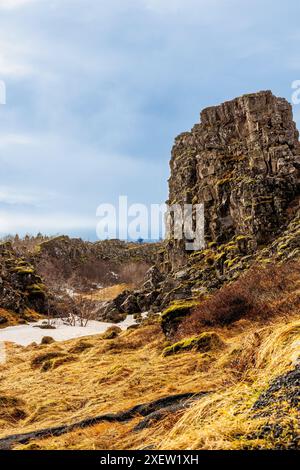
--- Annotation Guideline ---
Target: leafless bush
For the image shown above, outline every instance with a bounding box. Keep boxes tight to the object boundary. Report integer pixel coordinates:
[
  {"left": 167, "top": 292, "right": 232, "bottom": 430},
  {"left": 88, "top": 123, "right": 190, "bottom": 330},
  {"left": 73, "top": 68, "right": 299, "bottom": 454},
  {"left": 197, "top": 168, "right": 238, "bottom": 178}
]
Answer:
[
  {"left": 177, "top": 261, "right": 299, "bottom": 339},
  {"left": 118, "top": 262, "right": 150, "bottom": 287},
  {"left": 71, "top": 295, "right": 96, "bottom": 327}
]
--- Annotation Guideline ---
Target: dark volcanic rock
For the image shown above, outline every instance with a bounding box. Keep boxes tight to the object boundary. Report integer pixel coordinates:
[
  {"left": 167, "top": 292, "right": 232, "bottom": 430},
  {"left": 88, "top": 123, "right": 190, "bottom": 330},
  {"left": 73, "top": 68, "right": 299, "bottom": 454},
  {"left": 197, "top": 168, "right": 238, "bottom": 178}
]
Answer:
[
  {"left": 0, "top": 242, "right": 49, "bottom": 315},
  {"left": 253, "top": 365, "right": 300, "bottom": 412},
  {"left": 166, "top": 90, "right": 300, "bottom": 269},
  {"left": 247, "top": 365, "right": 300, "bottom": 449}
]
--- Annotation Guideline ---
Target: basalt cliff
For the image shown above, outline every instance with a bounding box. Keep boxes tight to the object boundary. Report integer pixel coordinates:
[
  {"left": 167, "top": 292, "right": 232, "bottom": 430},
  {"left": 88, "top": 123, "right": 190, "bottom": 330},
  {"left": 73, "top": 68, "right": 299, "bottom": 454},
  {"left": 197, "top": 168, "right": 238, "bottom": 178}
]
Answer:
[
  {"left": 106, "top": 91, "right": 300, "bottom": 332},
  {"left": 167, "top": 90, "right": 300, "bottom": 266}
]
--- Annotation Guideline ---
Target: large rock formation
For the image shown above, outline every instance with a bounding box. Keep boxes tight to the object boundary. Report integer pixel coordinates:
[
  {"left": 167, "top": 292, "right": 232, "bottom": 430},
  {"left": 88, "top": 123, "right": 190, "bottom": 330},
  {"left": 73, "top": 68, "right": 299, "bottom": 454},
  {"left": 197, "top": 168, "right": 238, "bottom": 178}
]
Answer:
[
  {"left": 107, "top": 91, "right": 300, "bottom": 327},
  {"left": 166, "top": 90, "right": 300, "bottom": 270}
]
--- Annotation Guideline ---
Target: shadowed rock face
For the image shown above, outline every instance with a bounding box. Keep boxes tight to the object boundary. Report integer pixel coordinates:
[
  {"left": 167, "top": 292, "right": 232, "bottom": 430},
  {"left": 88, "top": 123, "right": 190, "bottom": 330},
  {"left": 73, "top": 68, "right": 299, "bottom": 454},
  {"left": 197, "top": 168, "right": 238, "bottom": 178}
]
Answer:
[{"left": 167, "top": 91, "right": 300, "bottom": 270}]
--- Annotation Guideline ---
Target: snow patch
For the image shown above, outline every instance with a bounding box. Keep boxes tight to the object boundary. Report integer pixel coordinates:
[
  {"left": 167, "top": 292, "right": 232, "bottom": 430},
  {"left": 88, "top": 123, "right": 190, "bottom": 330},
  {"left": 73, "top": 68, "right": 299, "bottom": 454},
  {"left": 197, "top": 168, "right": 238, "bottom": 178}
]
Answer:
[{"left": 0, "top": 316, "right": 137, "bottom": 347}]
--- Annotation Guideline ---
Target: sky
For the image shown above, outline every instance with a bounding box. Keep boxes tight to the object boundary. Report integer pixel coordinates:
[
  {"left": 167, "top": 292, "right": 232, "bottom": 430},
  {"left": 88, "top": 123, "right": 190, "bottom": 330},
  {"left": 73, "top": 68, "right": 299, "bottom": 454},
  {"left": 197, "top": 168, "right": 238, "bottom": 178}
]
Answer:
[{"left": 0, "top": 0, "right": 300, "bottom": 240}]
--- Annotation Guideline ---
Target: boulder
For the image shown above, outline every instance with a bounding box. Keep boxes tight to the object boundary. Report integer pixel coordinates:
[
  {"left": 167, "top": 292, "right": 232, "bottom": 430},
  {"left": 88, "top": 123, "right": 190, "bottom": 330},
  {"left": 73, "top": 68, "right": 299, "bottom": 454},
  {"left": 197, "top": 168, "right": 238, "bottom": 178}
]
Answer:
[
  {"left": 102, "top": 326, "right": 122, "bottom": 340},
  {"left": 163, "top": 332, "right": 225, "bottom": 357},
  {"left": 41, "top": 336, "right": 55, "bottom": 345}
]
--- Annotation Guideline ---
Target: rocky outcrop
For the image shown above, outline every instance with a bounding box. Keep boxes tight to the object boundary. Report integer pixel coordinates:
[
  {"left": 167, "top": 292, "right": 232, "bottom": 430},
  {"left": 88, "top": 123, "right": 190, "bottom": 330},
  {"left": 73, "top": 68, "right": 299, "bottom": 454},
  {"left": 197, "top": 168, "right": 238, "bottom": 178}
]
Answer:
[
  {"left": 34, "top": 236, "right": 161, "bottom": 289},
  {"left": 161, "top": 91, "right": 300, "bottom": 306},
  {"left": 249, "top": 365, "right": 300, "bottom": 449},
  {"left": 0, "top": 242, "right": 49, "bottom": 318},
  {"left": 166, "top": 90, "right": 300, "bottom": 270},
  {"left": 106, "top": 91, "right": 300, "bottom": 327},
  {"left": 0, "top": 235, "right": 161, "bottom": 324},
  {"left": 97, "top": 266, "right": 165, "bottom": 322}
]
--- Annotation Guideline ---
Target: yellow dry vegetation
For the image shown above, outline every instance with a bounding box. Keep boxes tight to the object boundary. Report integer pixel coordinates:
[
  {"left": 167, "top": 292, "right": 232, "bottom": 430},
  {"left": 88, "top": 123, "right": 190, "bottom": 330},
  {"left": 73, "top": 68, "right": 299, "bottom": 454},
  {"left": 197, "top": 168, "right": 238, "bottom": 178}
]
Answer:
[
  {"left": 0, "top": 261, "right": 299, "bottom": 451},
  {"left": 0, "top": 308, "right": 298, "bottom": 450},
  {"left": 80, "top": 284, "right": 133, "bottom": 302},
  {"left": 0, "top": 308, "right": 43, "bottom": 329}
]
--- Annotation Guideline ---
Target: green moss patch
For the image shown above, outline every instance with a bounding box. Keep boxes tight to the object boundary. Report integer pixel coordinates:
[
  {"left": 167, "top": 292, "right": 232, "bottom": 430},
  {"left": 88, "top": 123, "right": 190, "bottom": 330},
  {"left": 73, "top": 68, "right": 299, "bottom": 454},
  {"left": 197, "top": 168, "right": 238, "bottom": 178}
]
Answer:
[
  {"left": 161, "top": 300, "right": 200, "bottom": 324},
  {"left": 12, "top": 266, "right": 35, "bottom": 275},
  {"left": 163, "top": 331, "right": 224, "bottom": 357},
  {"left": 26, "top": 283, "right": 46, "bottom": 298}
]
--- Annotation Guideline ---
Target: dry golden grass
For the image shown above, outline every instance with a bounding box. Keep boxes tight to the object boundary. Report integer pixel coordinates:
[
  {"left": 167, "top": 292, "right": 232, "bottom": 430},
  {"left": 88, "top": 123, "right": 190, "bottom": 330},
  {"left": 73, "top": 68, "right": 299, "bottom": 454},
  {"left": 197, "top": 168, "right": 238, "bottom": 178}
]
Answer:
[
  {"left": 0, "top": 323, "right": 216, "bottom": 439},
  {"left": 80, "top": 284, "right": 133, "bottom": 301},
  {"left": 0, "top": 264, "right": 299, "bottom": 450},
  {"left": 0, "top": 308, "right": 44, "bottom": 329},
  {"left": 0, "top": 309, "right": 298, "bottom": 450},
  {"left": 155, "top": 318, "right": 300, "bottom": 450}
]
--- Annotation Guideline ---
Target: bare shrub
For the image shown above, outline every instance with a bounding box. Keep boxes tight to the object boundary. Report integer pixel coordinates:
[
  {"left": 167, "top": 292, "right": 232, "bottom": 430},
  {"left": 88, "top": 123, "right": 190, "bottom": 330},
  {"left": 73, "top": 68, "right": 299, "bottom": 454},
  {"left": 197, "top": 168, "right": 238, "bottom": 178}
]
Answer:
[
  {"left": 178, "top": 261, "right": 299, "bottom": 339},
  {"left": 118, "top": 262, "right": 150, "bottom": 287},
  {"left": 51, "top": 291, "right": 96, "bottom": 327},
  {"left": 72, "top": 294, "right": 96, "bottom": 327}
]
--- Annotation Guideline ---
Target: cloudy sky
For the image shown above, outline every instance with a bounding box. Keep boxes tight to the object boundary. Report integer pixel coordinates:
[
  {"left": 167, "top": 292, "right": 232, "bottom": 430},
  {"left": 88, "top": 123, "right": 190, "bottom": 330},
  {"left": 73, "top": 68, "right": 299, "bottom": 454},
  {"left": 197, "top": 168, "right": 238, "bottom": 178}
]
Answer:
[{"left": 0, "top": 0, "right": 300, "bottom": 240}]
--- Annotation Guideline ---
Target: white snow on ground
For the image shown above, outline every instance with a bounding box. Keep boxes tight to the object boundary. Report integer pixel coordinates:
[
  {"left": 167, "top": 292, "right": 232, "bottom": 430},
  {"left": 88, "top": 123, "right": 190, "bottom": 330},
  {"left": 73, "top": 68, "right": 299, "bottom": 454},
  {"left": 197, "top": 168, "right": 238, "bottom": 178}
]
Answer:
[{"left": 0, "top": 316, "right": 137, "bottom": 347}]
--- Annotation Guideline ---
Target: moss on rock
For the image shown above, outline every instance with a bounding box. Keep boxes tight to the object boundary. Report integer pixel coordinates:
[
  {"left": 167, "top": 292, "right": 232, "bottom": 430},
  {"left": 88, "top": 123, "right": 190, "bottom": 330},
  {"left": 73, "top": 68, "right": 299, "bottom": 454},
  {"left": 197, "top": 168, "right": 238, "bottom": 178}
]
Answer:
[
  {"left": 163, "top": 331, "right": 224, "bottom": 357},
  {"left": 160, "top": 300, "right": 200, "bottom": 337},
  {"left": 41, "top": 336, "right": 55, "bottom": 345},
  {"left": 102, "top": 326, "right": 122, "bottom": 340}
]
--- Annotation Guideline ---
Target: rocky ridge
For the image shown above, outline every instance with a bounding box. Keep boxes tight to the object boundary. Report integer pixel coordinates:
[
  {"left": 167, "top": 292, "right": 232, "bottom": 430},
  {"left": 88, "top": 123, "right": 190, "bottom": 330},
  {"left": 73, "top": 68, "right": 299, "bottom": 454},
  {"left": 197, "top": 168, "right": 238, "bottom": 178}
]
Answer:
[
  {"left": 0, "top": 236, "right": 160, "bottom": 325},
  {"left": 34, "top": 236, "right": 160, "bottom": 288}
]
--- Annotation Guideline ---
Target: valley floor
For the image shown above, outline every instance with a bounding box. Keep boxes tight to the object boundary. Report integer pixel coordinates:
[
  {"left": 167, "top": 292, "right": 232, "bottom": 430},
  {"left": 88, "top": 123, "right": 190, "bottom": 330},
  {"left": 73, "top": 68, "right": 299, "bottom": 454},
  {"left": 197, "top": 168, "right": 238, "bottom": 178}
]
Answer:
[{"left": 0, "top": 308, "right": 299, "bottom": 450}]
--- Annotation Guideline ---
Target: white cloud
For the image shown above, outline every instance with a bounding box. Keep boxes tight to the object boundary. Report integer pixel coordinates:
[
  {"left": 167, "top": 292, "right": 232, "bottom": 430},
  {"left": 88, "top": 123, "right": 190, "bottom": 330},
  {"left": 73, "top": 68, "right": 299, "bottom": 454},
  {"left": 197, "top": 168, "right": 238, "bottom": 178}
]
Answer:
[
  {"left": 0, "top": 133, "right": 36, "bottom": 147},
  {"left": 0, "top": 39, "right": 34, "bottom": 77},
  {"left": 0, "top": 0, "right": 36, "bottom": 9},
  {"left": 0, "top": 211, "right": 96, "bottom": 234},
  {"left": 0, "top": 186, "right": 55, "bottom": 206}
]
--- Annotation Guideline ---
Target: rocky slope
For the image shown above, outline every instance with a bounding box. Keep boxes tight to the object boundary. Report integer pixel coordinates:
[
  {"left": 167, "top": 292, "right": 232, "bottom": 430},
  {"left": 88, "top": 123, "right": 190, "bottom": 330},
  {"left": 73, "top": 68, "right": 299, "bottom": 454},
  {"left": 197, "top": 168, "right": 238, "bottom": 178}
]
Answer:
[{"left": 34, "top": 236, "right": 160, "bottom": 289}]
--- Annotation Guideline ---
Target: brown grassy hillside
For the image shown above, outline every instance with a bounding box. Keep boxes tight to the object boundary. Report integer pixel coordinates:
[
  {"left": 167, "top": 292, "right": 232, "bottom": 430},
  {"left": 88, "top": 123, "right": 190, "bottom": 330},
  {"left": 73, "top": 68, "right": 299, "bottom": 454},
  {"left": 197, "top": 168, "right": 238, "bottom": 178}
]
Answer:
[{"left": 0, "top": 260, "right": 299, "bottom": 450}]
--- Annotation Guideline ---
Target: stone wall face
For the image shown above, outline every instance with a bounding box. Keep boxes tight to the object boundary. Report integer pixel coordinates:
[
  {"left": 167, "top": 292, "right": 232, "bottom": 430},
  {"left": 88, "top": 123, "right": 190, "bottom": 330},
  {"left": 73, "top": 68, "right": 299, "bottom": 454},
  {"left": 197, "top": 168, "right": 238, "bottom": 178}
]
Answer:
[{"left": 167, "top": 91, "right": 300, "bottom": 269}]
